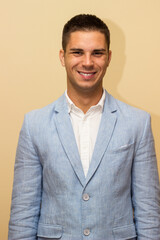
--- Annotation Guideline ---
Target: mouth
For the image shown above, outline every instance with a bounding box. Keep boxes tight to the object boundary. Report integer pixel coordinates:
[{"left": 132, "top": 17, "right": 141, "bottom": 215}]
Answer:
[{"left": 78, "top": 71, "right": 96, "bottom": 79}]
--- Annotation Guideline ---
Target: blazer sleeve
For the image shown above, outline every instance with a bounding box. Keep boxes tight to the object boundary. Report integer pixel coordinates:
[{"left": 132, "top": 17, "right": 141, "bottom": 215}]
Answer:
[
  {"left": 8, "top": 114, "right": 42, "bottom": 240},
  {"left": 131, "top": 114, "right": 160, "bottom": 239}
]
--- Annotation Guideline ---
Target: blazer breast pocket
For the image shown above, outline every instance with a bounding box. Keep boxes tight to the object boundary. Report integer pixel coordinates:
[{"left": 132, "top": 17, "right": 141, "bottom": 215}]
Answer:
[
  {"left": 105, "top": 142, "right": 135, "bottom": 170},
  {"left": 108, "top": 142, "right": 135, "bottom": 154}
]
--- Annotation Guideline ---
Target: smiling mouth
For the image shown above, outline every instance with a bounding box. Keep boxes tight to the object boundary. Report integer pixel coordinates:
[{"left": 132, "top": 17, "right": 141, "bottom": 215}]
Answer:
[{"left": 78, "top": 71, "right": 96, "bottom": 77}]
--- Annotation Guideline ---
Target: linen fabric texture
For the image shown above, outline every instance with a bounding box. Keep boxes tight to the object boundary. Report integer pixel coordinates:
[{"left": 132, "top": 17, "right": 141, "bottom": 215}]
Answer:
[{"left": 8, "top": 90, "right": 160, "bottom": 240}]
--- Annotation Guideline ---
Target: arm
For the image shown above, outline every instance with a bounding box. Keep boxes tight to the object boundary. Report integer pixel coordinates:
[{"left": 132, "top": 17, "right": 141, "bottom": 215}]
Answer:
[
  {"left": 8, "top": 115, "right": 42, "bottom": 240},
  {"left": 132, "top": 114, "right": 160, "bottom": 239}
]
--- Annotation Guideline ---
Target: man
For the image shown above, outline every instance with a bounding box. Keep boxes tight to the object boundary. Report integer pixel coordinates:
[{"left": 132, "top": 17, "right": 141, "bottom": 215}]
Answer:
[{"left": 9, "top": 14, "right": 160, "bottom": 240}]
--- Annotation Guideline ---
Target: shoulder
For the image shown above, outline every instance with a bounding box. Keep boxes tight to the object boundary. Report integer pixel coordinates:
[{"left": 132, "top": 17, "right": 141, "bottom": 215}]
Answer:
[
  {"left": 23, "top": 94, "right": 66, "bottom": 129},
  {"left": 106, "top": 91, "right": 150, "bottom": 121},
  {"left": 105, "top": 91, "right": 153, "bottom": 140}
]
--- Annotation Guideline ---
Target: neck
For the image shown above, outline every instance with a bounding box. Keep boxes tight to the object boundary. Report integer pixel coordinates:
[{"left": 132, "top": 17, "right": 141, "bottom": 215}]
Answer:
[{"left": 67, "top": 87, "right": 103, "bottom": 113}]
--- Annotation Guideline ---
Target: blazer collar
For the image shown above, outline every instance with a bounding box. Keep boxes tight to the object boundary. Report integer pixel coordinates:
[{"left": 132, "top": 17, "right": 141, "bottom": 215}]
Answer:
[
  {"left": 54, "top": 90, "right": 117, "bottom": 113},
  {"left": 54, "top": 90, "right": 118, "bottom": 187},
  {"left": 54, "top": 94, "right": 86, "bottom": 187},
  {"left": 85, "top": 90, "right": 118, "bottom": 184}
]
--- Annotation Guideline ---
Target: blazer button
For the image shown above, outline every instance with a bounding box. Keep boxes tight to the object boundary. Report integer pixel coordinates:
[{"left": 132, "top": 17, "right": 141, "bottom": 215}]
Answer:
[
  {"left": 82, "top": 193, "right": 90, "bottom": 201},
  {"left": 84, "top": 228, "right": 90, "bottom": 236}
]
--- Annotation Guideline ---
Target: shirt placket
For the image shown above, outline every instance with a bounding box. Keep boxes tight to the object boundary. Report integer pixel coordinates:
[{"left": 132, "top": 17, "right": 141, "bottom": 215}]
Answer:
[{"left": 79, "top": 116, "right": 90, "bottom": 177}]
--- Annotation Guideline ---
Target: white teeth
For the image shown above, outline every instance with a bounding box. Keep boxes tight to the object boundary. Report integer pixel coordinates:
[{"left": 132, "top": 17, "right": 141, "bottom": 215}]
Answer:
[{"left": 79, "top": 72, "right": 94, "bottom": 76}]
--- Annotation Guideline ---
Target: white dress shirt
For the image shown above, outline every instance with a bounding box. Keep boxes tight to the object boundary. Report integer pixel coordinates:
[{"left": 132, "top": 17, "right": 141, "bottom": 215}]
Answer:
[{"left": 65, "top": 90, "right": 105, "bottom": 177}]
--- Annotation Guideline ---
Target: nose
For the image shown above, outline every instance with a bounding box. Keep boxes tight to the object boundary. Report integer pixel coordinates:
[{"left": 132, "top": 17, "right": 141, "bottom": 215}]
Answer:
[{"left": 82, "top": 53, "right": 94, "bottom": 68}]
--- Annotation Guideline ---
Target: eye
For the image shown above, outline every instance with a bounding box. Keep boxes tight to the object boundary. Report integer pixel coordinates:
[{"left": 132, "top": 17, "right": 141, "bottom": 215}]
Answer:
[
  {"left": 93, "top": 51, "right": 104, "bottom": 56},
  {"left": 71, "top": 51, "right": 83, "bottom": 56}
]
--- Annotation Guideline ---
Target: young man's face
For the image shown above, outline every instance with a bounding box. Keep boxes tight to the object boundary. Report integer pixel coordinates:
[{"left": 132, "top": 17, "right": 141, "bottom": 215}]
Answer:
[{"left": 59, "top": 30, "right": 111, "bottom": 95}]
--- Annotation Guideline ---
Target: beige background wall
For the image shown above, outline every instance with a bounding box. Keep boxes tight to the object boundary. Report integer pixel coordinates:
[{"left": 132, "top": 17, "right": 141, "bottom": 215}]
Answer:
[{"left": 1, "top": 0, "right": 160, "bottom": 238}]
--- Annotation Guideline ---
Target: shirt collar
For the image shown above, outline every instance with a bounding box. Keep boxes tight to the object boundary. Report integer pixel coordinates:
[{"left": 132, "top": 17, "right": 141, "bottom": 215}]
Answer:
[{"left": 65, "top": 89, "right": 106, "bottom": 115}]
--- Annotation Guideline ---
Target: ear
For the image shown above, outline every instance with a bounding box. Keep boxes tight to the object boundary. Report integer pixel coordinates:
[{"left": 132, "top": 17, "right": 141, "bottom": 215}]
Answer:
[
  {"left": 59, "top": 49, "right": 65, "bottom": 66},
  {"left": 107, "top": 50, "right": 112, "bottom": 66}
]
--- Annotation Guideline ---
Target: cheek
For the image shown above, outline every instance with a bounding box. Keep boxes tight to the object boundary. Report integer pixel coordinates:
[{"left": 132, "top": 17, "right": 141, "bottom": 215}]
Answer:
[
  {"left": 95, "top": 58, "right": 108, "bottom": 68},
  {"left": 65, "top": 59, "right": 79, "bottom": 70},
  {"left": 99, "top": 62, "right": 108, "bottom": 72}
]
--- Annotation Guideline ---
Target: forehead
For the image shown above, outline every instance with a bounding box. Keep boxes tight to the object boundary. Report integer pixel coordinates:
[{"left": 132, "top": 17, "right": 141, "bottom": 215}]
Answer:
[{"left": 66, "top": 31, "right": 107, "bottom": 50}]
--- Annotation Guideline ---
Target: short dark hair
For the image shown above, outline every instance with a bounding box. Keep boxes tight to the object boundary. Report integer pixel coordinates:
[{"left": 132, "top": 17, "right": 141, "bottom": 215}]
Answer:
[{"left": 62, "top": 14, "right": 110, "bottom": 52}]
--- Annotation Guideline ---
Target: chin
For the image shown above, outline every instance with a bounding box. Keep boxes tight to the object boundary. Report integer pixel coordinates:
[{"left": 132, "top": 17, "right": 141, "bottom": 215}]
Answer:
[{"left": 77, "top": 84, "right": 101, "bottom": 93}]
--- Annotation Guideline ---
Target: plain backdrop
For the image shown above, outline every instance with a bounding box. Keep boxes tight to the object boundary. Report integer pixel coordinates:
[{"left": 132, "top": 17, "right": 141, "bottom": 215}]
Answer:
[{"left": 1, "top": 0, "right": 160, "bottom": 238}]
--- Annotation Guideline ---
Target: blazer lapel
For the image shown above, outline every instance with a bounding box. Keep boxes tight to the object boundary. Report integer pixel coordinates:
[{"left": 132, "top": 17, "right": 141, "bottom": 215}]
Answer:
[
  {"left": 54, "top": 94, "right": 86, "bottom": 187},
  {"left": 85, "top": 91, "right": 118, "bottom": 184}
]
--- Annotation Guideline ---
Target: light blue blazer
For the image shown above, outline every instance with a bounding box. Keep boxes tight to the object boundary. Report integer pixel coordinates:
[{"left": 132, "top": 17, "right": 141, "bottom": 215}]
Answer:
[{"left": 8, "top": 91, "right": 160, "bottom": 240}]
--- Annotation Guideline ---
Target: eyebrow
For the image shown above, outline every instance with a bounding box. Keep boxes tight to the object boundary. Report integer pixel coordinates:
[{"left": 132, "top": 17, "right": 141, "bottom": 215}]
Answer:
[
  {"left": 93, "top": 49, "right": 107, "bottom": 52},
  {"left": 69, "top": 48, "right": 83, "bottom": 52},
  {"left": 69, "top": 48, "right": 107, "bottom": 52}
]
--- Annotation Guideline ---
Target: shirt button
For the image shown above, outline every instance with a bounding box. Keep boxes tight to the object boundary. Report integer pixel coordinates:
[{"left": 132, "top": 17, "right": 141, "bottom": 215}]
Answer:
[
  {"left": 82, "top": 193, "right": 90, "bottom": 201},
  {"left": 84, "top": 228, "right": 90, "bottom": 236}
]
